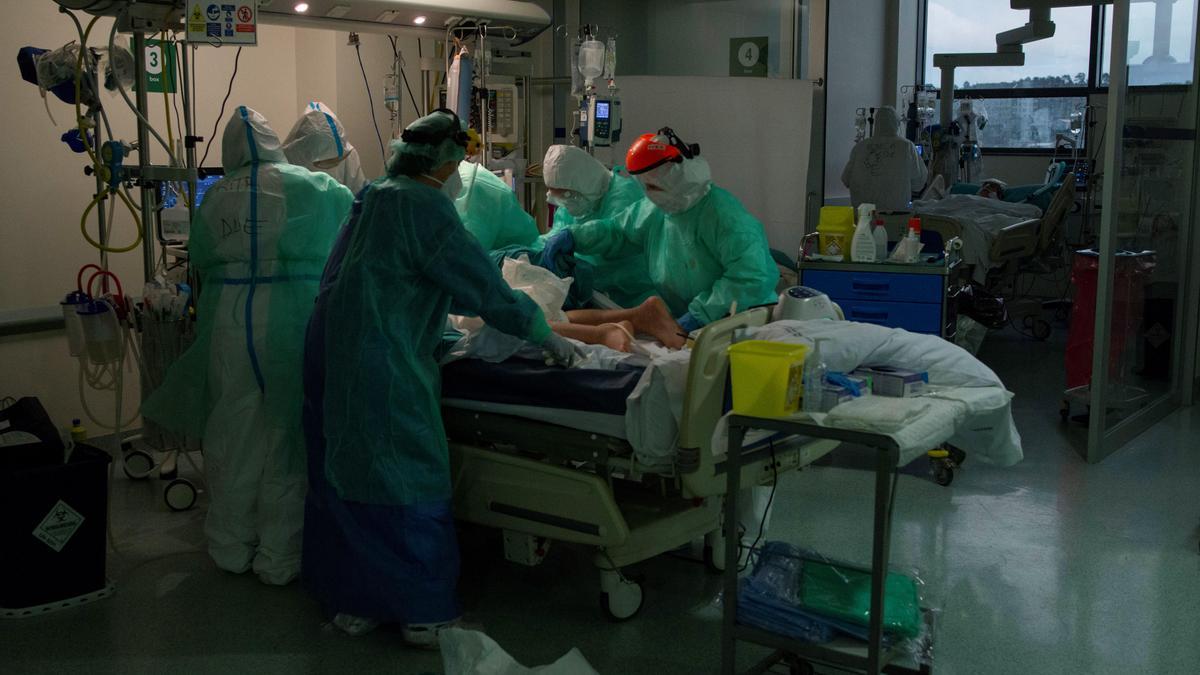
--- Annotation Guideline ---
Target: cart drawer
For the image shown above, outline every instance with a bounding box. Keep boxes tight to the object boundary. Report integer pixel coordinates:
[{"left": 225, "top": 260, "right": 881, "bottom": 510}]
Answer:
[
  {"left": 836, "top": 299, "right": 942, "bottom": 334},
  {"left": 802, "top": 269, "right": 942, "bottom": 305}
]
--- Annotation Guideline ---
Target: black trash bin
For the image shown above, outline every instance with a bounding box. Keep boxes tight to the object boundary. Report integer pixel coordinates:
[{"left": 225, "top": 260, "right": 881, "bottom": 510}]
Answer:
[{"left": 1, "top": 405, "right": 112, "bottom": 617}]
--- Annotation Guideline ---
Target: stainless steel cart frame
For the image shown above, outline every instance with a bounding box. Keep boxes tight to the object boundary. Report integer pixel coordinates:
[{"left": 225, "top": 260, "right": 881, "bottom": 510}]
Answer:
[{"left": 721, "top": 415, "right": 932, "bottom": 675}]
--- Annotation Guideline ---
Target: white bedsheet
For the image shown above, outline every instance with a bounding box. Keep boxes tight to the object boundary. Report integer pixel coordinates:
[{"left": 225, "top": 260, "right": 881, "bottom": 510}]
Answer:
[
  {"left": 444, "top": 317, "right": 1023, "bottom": 470},
  {"left": 629, "top": 320, "right": 1023, "bottom": 469},
  {"left": 914, "top": 194, "right": 1042, "bottom": 283}
]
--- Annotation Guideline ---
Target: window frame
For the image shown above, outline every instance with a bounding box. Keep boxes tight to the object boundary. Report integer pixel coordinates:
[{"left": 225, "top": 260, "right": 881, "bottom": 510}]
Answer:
[{"left": 918, "top": 1, "right": 1193, "bottom": 156}]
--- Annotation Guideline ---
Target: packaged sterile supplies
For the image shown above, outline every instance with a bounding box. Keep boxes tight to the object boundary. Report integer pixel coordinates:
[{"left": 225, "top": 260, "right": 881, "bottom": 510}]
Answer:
[
  {"left": 853, "top": 366, "right": 927, "bottom": 397},
  {"left": 738, "top": 542, "right": 933, "bottom": 665}
]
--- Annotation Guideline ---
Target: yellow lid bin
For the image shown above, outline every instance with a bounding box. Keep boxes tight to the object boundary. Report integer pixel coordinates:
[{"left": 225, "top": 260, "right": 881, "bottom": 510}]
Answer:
[
  {"left": 817, "top": 206, "right": 855, "bottom": 261},
  {"left": 727, "top": 341, "right": 809, "bottom": 418}
]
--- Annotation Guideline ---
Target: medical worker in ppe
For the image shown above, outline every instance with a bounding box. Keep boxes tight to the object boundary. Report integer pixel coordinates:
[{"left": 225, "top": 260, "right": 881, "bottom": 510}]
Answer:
[
  {"left": 143, "top": 107, "right": 355, "bottom": 585},
  {"left": 541, "top": 128, "right": 779, "bottom": 333},
  {"left": 283, "top": 100, "right": 369, "bottom": 194},
  {"left": 541, "top": 144, "right": 655, "bottom": 307},
  {"left": 454, "top": 160, "right": 540, "bottom": 249},
  {"left": 841, "top": 105, "right": 927, "bottom": 210},
  {"left": 300, "top": 109, "right": 575, "bottom": 645}
]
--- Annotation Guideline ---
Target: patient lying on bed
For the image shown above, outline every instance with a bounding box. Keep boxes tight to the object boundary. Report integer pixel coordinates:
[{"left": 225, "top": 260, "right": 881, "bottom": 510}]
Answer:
[
  {"left": 446, "top": 255, "right": 683, "bottom": 363},
  {"left": 550, "top": 296, "right": 686, "bottom": 352}
]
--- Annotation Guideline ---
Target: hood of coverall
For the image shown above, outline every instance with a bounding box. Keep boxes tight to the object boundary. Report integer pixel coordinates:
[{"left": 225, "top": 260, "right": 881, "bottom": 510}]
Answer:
[
  {"left": 283, "top": 101, "right": 352, "bottom": 171},
  {"left": 221, "top": 106, "right": 286, "bottom": 172},
  {"left": 543, "top": 145, "right": 612, "bottom": 202},
  {"left": 874, "top": 106, "right": 901, "bottom": 138}
]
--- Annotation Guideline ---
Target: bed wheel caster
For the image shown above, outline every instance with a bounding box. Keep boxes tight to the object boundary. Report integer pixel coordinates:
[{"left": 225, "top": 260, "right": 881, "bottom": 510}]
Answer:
[
  {"left": 599, "top": 569, "right": 644, "bottom": 621},
  {"left": 164, "top": 478, "right": 197, "bottom": 512},
  {"left": 932, "top": 463, "right": 954, "bottom": 487},
  {"left": 703, "top": 544, "right": 724, "bottom": 574},
  {"left": 1022, "top": 314, "right": 1051, "bottom": 341},
  {"left": 123, "top": 449, "right": 155, "bottom": 480},
  {"left": 928, "top": 447, "right": 958, "bottom": 487}
]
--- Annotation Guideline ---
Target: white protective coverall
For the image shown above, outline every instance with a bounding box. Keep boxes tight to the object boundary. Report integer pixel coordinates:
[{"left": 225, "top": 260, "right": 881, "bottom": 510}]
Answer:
[
  {"left": 841, "top": 106, "right": 928, "bottom": 210},
  {"left": 283, "top": 101, "right": 369, "bottom": 194},
  {"left": 143, "top": 107, "right": 355, "bottom": 584}
]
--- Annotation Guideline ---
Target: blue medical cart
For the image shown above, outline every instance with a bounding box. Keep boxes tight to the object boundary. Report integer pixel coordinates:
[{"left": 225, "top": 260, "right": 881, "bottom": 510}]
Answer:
[{"left": 798, "top": 260, "right": 962, "bottom": 338}]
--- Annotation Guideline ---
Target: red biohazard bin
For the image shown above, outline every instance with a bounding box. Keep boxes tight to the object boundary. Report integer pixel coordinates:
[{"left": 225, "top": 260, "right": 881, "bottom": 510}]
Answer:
[{"left": 1064, "top": 249, "right": 1156, "bottom": 389}]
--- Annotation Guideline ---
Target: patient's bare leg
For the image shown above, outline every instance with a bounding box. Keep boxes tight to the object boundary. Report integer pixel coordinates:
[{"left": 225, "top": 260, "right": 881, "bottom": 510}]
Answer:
[
  {"left": 566, "top": 296, "right": 686, "bottom": 349},
  {"left": 551, "top": 321, "right": 635, "bottom": 353}
]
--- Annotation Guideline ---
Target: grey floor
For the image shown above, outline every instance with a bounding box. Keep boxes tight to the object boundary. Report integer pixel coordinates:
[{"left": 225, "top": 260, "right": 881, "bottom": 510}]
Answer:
[{"left": 5, "top": 326, "right": 1199, "bottom": 674}]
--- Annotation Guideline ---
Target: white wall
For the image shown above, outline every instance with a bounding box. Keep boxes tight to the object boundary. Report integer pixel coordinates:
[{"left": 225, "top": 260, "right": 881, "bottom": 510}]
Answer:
[
  {"left": 617, "top": 76, "right": 815, "bottom": 259},
  {"left": 0, "top": 4, "right": 410, "bottom": 428},
  {"left": 825, "top": 0, "right": 889, "bottom": 203}
]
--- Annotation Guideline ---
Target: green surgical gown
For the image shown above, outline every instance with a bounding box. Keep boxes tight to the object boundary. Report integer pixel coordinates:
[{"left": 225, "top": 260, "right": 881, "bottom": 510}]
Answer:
[
  {"left": 572, "top": 186, "right": 779, "bottom": 324},
  {"left": 319, "top": 175, "right": 551, "bottom": 505}
]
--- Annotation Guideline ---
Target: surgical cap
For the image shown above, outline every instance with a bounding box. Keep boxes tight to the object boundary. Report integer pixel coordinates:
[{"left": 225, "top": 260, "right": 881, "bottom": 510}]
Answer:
[
  {"left": 386, "top": 110, "right": 468, "bottom": 177},
  {"left": 543, "top": 145, "right": 612, "bottom": 201}
]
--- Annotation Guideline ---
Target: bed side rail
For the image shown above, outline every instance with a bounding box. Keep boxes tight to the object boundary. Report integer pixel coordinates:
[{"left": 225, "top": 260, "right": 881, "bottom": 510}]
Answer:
[{"left": 677, "top": 307, "right": 771, "bottom": 453}]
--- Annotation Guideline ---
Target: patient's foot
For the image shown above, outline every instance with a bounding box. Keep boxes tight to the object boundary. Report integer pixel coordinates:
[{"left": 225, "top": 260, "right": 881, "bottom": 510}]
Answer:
[
  {"left": 598, "top": 321, "right": 636, "bottom": 353},
  {"left": 635, "top": 296, "right": 686, "bottom": 349}
]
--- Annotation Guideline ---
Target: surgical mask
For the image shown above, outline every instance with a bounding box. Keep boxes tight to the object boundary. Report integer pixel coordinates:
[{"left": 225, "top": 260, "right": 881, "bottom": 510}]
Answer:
[
  {"left": 421, "top": 171, "right": 463, "bottom": 200},
  {"left": 546, "top": 190, "right": 596, "bottom": 218}
]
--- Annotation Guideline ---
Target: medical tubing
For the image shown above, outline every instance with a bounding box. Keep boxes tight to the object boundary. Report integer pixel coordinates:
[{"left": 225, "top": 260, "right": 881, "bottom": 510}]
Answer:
[
  {"left": 199, "top": 46, "right": 243, "bottom": 169},
  {"left": 86, "top": 269, "right": 124, "bottom": 305},
  {"left": 355, "top": 42, "right": 388, "bottom": 163},
  {"left": 81, "top": 188, "right": 144, "bottom": 253},
  {"left": 77, "top": 263, "right": 103, "bottom": 292},
  {"left": 739, "top": 440, "right": 779, "bottom": 573},
  {"left": 108, "top": 22, "right": 179, "bottom": 166},
  {"left": 70, "top": 14, "right": 142, "bottom": 254}
]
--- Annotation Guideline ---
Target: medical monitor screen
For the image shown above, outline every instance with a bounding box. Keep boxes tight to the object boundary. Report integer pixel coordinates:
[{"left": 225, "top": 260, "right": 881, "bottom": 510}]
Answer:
[
  {"left": 161, "top": 172, "right": 223, "bottom": 210},
  {"left": 595, "top": 101, "right": 609, "bottom": 120}
]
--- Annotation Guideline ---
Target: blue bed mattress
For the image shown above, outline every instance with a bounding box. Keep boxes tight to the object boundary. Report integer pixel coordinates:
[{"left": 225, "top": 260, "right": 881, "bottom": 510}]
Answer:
[{"left": 441, "top": 354, "right": 645, "bottom": 416}]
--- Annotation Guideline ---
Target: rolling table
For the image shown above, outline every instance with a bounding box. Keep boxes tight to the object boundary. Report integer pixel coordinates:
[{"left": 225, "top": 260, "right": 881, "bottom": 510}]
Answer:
[{"left": 721, "top": 415, "right": 933, "bottom": 675}]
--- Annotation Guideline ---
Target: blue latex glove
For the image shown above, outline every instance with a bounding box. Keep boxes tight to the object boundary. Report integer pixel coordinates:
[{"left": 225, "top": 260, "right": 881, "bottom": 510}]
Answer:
[
  {"left": 540, "top": 229, "right": 575, "bottom": 276},
  {"left": 677, "top": 312, "right": 703, "bottom": 333}
]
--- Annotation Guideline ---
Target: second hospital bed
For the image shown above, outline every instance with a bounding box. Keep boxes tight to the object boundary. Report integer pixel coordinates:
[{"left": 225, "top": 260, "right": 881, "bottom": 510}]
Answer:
[{"left": 441, "top": 308, "right": 840, "bottom": 620}]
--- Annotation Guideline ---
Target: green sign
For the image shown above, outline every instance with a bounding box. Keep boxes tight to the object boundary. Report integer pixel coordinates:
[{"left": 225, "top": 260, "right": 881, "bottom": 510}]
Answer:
[
  {"left": 729, "top": 37, "right": 768, "bottom": 78},
  {"left": 145, "top": 39, "right": 177, "bottom": 93}
]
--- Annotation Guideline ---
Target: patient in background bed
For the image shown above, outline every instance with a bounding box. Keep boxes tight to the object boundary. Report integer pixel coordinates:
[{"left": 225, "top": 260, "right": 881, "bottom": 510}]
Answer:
[{"left": 550, "top": 296, "right": 686, "bottom": 352}]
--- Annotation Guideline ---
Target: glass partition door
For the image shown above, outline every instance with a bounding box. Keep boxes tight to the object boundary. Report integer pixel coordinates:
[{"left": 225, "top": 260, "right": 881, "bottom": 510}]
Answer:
[{"left": 1086, "top": 0, "right": 1200, "bottom": 461}]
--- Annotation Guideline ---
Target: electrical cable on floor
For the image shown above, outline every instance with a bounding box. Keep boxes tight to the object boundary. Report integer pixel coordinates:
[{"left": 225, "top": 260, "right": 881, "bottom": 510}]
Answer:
[
  {"left": 198, "top": 46, "right": 243, "bottom": 169},
  {"left": 355, "top": 41, "right": 388, "bottom": 163}
]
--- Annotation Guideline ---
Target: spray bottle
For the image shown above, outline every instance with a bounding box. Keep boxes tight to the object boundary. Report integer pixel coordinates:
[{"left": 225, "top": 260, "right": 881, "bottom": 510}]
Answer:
[{"left": 850, "top": 203, "right": 877, "bottom": 263}]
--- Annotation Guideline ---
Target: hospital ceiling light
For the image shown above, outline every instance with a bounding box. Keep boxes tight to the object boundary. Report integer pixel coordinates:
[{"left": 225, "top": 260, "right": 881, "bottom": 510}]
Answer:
[
  {"left": 294, "top": 2, "right": 310, "bottom": 12},
  {"left": 413, "top": 15, "right": 427, "bottom": 25}
]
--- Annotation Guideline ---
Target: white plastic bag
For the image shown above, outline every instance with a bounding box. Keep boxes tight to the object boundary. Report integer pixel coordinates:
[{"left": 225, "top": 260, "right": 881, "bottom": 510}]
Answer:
[
  {"left": 445, "top": 255, "right": 573, "bottom": 363},
  {"left": 440, "top": 628, "right": 599, "bottom": 675}
]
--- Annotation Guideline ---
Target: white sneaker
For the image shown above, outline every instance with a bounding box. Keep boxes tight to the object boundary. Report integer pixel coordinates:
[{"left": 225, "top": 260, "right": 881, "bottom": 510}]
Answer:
[
  {"left": 401, "top": 620, "right": 459, "bottom": 650},
  {"left": 332, "top": 613, "right": 379, "bottom": 637}
]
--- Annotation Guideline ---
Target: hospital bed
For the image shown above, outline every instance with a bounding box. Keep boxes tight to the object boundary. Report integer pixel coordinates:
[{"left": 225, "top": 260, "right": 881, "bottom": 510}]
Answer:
[
  {"left": 916, "top": 173, "right": 1076, "bottom": 289},
  {"left": 441, "top": 308, "right": 840, "bottom": 620}
]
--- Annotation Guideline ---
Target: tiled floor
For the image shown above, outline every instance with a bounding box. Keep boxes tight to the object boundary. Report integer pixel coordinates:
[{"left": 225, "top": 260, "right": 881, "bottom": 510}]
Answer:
[{"left": 6, "top": 327, "right": 1199, "bottom": 674}]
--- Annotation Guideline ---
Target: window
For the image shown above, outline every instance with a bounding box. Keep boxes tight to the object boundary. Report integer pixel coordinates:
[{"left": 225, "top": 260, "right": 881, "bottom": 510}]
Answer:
[
  {"left": 923, "top": 0, "right": 1094, "bottom": 152},
  {"left": 1099, "top": 0, "right": 1198, "bottom": 87},
  {"left": 924, "top": 0, "right": 1093, "bottom": 91},
  {"left": 967, "top": 96, "right": 1088, "bottom": 150}
]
